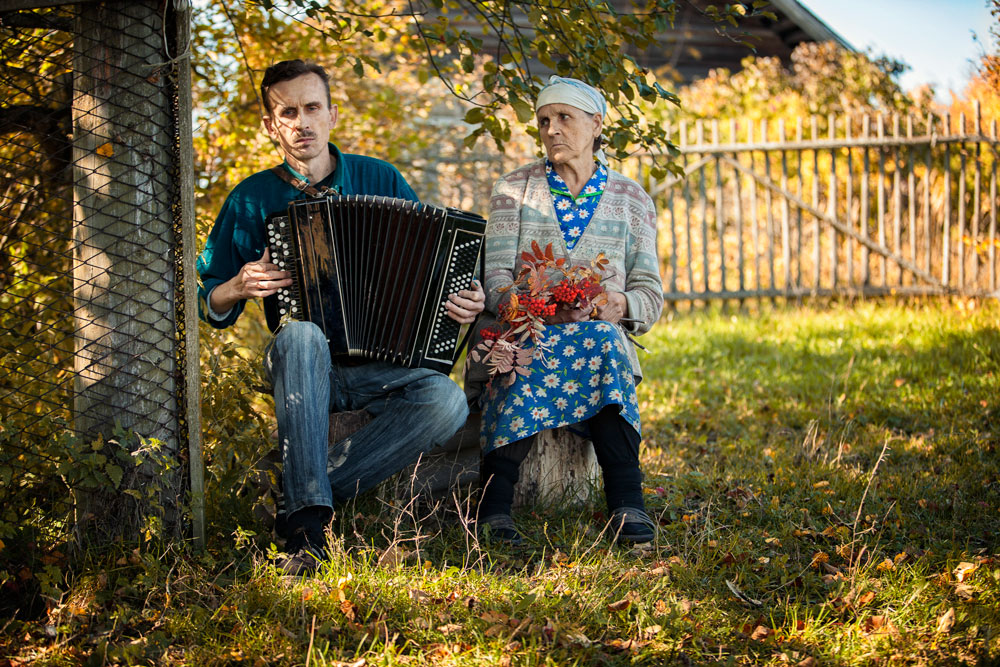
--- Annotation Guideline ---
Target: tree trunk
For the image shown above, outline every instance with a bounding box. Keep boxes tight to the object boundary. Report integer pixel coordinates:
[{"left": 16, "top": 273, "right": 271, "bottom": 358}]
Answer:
[{"left": 71, "top": 0, "right": 186, "bottom": 545}]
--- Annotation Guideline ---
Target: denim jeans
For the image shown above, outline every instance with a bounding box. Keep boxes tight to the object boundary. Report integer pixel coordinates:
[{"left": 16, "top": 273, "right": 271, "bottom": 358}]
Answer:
[{"left": 264, "top": 320, "right": 469, "bottom": 515}]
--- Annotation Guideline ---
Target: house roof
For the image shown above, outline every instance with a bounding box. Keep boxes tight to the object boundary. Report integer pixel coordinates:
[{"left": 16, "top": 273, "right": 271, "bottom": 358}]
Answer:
[{"left": 639, "top": 0, "right": 854, "bottom": 83}]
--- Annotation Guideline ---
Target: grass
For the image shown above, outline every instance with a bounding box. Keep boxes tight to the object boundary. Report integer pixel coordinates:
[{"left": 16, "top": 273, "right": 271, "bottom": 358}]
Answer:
[{"left": 3, "top": 299, "right": 1000, "bottom": 666}]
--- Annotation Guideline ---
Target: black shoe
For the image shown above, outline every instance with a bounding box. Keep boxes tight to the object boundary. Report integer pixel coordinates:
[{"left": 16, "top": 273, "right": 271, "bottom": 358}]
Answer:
[
  {"left": 275, "top": 527, "right": 328, "bottom": 576},
  {"left": 609, "top": 507, "right": 656, "bottom": 545},
  {"left": 274, "top": 545, "right": 325, "bottom": 576},
  {"left": 476, "top": 513, "right": 523, "bottom": 545}
]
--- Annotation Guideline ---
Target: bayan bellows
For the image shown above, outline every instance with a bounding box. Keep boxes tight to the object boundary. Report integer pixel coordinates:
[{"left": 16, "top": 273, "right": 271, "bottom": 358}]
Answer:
[{"left": 264, "top": 195, "right": 486, "bottom": 374}]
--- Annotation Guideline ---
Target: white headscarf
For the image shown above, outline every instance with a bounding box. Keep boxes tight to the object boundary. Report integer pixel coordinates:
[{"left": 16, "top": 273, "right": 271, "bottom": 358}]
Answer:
[{"left": 534, "top": 75, "right": 608, "bottom": 165}]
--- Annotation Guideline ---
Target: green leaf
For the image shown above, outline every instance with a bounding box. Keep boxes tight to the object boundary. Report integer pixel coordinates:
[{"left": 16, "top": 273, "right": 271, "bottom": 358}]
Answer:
[{"left": 511, "top": 98, "right": 534, "bottom": 123}]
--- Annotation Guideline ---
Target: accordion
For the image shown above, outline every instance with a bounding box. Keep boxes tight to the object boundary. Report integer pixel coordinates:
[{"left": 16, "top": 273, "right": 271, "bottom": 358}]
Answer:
[{"left": 263, "top": 195, "right": 486, "bottom": 374}]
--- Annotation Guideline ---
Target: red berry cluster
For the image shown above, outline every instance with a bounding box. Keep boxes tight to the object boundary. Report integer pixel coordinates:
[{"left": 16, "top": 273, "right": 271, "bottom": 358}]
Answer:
[
  {"left": 552, "top": 278, "right": 600, "bottom": 305},
  {"left": 551, "top": 280, "right": 581, "bottom": 304},
  {"left": 522, "top": 296, "right": 557, "bottom": 317},
  {"left": 480, "top": 326, "right": 504, "bottom": 341}
]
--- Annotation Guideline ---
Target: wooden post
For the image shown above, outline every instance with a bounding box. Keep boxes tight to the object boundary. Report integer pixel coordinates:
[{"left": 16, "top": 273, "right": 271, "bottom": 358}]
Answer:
[
  {"left": 761, "top": 119, "right": 776, "bottom": 296},
  {"left": 924, "top": 114, "right": 934, "bottom": 275},
  {"left": 748, "top": 120, "right": 761, "bottom": 295},
  {"left": 828, "top": 114, "right": 838, "bottom": 289},
  {"left": 892, "top": 115, "right": 902, "bottom": 286},
  {"left": 971, "top": 102, "right": 982, "bottom": 287},
  {"left": 810, "top": 116, "right": 819, "bottom": 291},
  {"left": 713, "top": 120, "right": 725, "bottom": 296},
  {"left": 697, "top": 120, "right": 710, "bottom": 294},
  {"left": 943, "top": 112, "right": 952, "bottom": 287},
  {"left": 906, "top": 115, "right": 916, "bottom": 286},
  {"left": 845, "top": 116, "right": 854, "bottom": 287},
  {"left": 666, "top": 122, "right": 679, "bottom": 296},
  {"left": 680, "top": 120, "right": 695, "bottom": 295},
  {"left": 990, "top": 119, "right": 998, "bottom": 293},
  {"left": 71, "top": 0, "right": 187, "bottom": 543},
  {"left": 779, "top": 119, "right": 791, "bottom": 291},
  {"left": 957, "top": 113, "right": 967, "bottom": 289},
  {"left": 860, "top": 116, "right": 871, "bottom": 286},
  {"left": 731, "top": 119, "right": 745, "bottom": 300},
  {"left": 795, "top": 117, "right": 804, "bottom": 290},
  {"left": 876, "top": 115, "right": 887, "bottom": 286}
]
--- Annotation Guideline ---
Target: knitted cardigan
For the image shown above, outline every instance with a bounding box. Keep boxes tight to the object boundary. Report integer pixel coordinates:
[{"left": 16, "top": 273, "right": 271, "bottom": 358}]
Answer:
[{"left": 483, "top": 159, "right": 663, "bottom": 379}]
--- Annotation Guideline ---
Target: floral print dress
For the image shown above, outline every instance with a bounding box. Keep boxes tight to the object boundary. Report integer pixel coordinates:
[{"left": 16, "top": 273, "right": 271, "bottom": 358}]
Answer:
[{"left": 479, "top": 321, "right": 641, "bottom": 453}]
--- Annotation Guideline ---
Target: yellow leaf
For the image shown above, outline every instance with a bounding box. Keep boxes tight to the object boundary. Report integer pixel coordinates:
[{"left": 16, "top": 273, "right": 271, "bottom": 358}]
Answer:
[
  {"left": 954, "top": 562, "right": 977, "bottom": 582},
  {"left": 876, "top": 558, "right": 895, "bottom": 572},
  {"left": 96, "top": 142, "right": 113, "bottom": 157}
]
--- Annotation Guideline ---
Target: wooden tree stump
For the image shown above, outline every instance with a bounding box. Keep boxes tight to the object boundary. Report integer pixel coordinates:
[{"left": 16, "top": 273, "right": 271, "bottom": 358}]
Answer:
[{"left": 512, "top": 427, "right": 600, "bottom": 509}]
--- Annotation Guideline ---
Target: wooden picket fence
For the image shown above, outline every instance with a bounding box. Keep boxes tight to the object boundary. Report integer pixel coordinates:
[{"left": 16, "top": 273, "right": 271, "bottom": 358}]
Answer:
[
  {"left": 411, "top": 103, "right": 999, "bottom": 303},
  {"left": 645, "top": 104, "right": 1000, "bottom": 302}
]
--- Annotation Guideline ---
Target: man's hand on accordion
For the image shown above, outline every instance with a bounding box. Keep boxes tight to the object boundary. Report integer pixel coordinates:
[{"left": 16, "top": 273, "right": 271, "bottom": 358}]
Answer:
[
  {"left": 237, "top": 248, "right": 293, "bottom": 298},
  {"left": 211, "top": 248, "right": 294, "bottom": 314},
  {"left": 444, "top": 279, "right": 485, "bottom": 325}
]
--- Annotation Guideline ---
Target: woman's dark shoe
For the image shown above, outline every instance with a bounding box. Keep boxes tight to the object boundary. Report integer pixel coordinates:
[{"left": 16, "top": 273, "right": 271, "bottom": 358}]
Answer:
[
  {"left": 476, "top": 513, "right": 523, "bottom": 545},
  {"left": 609, "top": 506, "right": 656, "bottom": 545}
]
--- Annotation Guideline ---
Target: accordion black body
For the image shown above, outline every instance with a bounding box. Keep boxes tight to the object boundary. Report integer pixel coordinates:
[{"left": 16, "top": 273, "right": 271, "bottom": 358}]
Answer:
[{"left": 264, "top": 195, "right": 486, "bottom": 374}]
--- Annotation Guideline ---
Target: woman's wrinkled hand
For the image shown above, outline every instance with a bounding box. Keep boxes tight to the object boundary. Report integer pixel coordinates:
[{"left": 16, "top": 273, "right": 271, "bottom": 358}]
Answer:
[{"left": 594, "top": 291, "right": 626, "bottom": 324}]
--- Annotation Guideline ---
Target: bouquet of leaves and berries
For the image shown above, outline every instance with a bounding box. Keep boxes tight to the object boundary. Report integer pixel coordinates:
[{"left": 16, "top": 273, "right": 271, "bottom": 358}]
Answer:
[{"left": 469, "top": 241, "right": 610, "bottom": 387}]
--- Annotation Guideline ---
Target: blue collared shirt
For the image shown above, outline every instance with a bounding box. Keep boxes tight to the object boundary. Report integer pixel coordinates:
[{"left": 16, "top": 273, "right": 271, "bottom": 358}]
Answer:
[{"left": 546, "top": 159, "right": 607, "bottom": 251}]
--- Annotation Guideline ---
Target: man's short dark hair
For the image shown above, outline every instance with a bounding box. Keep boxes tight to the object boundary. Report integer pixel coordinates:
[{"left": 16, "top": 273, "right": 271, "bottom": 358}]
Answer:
[{"left": 260, "top": 60, "right": 331, "bottom": 115}]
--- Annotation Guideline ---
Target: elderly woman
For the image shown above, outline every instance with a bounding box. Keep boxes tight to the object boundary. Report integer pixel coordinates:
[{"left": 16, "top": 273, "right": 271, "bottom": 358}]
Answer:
[{"left": 476, "top": 76, "right": 663, "bottom": 545}]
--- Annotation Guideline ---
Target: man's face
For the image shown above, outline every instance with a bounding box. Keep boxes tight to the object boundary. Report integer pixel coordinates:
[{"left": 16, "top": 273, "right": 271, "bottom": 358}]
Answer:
[{"left": 262, "top": 73, "right": 337, "bottom": 164}]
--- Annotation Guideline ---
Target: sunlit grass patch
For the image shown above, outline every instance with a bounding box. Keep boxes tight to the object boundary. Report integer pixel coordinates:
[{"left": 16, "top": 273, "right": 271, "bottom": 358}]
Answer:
[{"left": 4, "top": 299, "right": 999, "bottom": 666}]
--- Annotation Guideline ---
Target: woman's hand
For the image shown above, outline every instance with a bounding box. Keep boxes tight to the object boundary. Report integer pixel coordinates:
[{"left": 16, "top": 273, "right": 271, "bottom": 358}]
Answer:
[
  {"left": 594, "top": 291, "right": 627, "bottom": 324},
  {"left": 445, "top": 279, "right": 485, "bottom": 324}
]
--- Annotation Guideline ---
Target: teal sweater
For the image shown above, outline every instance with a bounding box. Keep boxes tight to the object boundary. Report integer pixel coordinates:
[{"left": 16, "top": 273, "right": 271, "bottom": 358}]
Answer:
[{"left": 197, "top": 143, "right": 418, "bottom": 329}]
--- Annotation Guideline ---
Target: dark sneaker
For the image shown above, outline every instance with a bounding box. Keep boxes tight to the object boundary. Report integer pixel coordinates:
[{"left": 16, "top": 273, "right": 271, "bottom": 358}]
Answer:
[
  {"left": 274, "top": 528, "right": 328, "bottom": 576},
  {"left": 609, "top": 507, "right": 656, "bottom": 545},
  {"left": 274, "top": 545, "right": 325, "bottom": 576},
  {"left": 476, "top": 513, "right": 523, "bottom": 545}
]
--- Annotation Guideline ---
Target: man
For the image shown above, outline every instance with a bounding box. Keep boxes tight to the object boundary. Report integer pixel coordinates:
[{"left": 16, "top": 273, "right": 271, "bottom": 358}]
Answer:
[{"left": 197, "top": 59, "right": 485, "bottom": 574}]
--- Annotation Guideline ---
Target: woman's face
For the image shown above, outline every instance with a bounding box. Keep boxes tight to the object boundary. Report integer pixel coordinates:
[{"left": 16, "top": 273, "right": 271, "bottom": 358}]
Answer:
[{"left": 536, "top": 103, "right": 602, "bottom": 167}]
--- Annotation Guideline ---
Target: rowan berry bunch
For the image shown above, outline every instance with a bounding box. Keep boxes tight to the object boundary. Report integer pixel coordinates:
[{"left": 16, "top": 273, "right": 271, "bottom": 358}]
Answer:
[
  {"left": 469, "top": 241, "right": 610, "bottom": 388},
  {"left": 551, "top": 277, "right": 603, "bottom": 308}
]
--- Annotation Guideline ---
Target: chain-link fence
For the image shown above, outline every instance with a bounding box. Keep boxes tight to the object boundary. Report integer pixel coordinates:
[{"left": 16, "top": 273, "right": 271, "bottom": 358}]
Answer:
[{"left": 1, "top": 0, "right": 200, "bottom": 599}]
